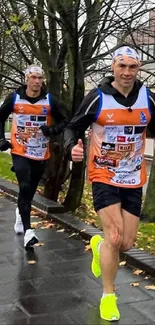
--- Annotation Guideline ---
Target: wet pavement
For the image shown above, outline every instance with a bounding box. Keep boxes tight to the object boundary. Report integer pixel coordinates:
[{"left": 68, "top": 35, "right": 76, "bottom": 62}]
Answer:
[{"left": 1, "top": 196, "right": 155, "bottom": 324}]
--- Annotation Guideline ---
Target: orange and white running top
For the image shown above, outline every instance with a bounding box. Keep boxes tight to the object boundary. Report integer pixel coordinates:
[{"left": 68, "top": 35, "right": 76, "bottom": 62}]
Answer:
[
  {"left": 11, "top": 94, "right": 52, "bottom": 160},
  {"left": 88, "top": 85, "right": 151, "bottom": 187}
]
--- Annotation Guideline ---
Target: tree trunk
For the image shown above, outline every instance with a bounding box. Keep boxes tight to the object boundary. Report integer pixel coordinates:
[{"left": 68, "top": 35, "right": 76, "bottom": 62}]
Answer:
[
  {"left": 63, "top": 158, "right": 86, "bottom": 211},
  {"left": 142, "top": 145, "right": 155, "bottom": 221},
  {"left": 43, "top": 70, "right": 70, "bottom": 201},
  {"left": 43, "top": 133, "right": 70, "bottom": 201},
  {"left": 62, "top": 33, "right": 85, "bottom": 211},
  {"left": 43, "top": 48, "right": 85, "bottom": 210}
]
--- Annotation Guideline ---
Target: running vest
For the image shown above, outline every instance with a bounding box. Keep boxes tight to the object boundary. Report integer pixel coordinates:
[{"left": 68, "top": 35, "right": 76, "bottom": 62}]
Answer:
[
  {"left": 11, "top": 93, "right": 52, "bottom": 160},
  {"left": 88, "top": 86, "right": 151, "bottom": 188}
]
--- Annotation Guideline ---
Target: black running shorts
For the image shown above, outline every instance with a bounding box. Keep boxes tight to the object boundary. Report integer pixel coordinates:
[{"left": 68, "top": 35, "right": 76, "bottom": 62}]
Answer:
[{"left": 92, "top": 182, "right": 142, "bottom": 218}]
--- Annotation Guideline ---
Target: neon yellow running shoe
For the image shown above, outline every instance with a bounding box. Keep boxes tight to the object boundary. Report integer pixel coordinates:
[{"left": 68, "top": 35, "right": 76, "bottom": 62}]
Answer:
[
  {"left": 100, "top": 294, "right": 120, "bottom": 321},
  {"left": 90, "top": 235, "right": 102, "bottom": 278}
]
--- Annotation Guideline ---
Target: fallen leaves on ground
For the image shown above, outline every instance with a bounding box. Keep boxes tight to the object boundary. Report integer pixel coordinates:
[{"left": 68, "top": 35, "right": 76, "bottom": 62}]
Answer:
[
  {"left": 85, "top": 244, "right": 91, "bottom": 251},
  {"left": 31, "top": 221, "right": 43, "bottom": 228},
  {"left": 31, "top": 209, "right": 46, "bottom": 218},
  {"left": 83, "top": 239, "right": 90, "bottom": 244},
  {"left": 34, "top": 242, "right": 44, "bottom": 247},
  {"left": 31, "top": 215, "right": 40, "bottom": 219},
  {"left": 133, "top": 269, "right": 144, "bottom": 275},
  {"left": 145, "top": 285, "right": 155, "bottom": 290},
  {"left": 28, "top": 260, "right": 36, "bottom": 264},
  {"left": 119, "top": 261, "right": 126, "bottom": 266},
  {"left": 31, "top": 220, "right": 55, "bottom": 229},
  {"left": 144, "top": 276, "right": 150, "bottom": 280},
  {"left": 36, "top": 188, "right": 44, "bottom": 195},
  {"left": 84, "top": 218, "right": 97, "bottom": 226},
  {"left": 31, "top": 210, "right": 39, "bottom": 216},
  {"left": 136, "top": 223, "right": 155, "bottom": 254},
  {"left": 40, "top": 222, "right": 55, "bottom": 229},
  {"left": 130, "top": 282, "right": 140, "bottom": 287},
  {"left": 68, "top": 232, "right": 79, "bottom": 238}
]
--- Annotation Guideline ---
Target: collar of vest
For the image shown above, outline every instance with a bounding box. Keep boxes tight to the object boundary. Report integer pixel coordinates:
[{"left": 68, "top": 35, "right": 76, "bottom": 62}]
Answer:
[
  {"left": 16, "top": 85, "right": 47, "bottom": 101},
  {"left": 98, "top": 76, "right": 143, "bottom": 96}
]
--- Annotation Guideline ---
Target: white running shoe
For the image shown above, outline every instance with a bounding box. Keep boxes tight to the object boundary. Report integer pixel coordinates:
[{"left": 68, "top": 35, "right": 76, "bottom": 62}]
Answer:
[
  {"left": 24, "top": 229, "right": 39, "bottom": 248},
  {"left": 14, "top": 207, "right": 24, "bottom": 234}
]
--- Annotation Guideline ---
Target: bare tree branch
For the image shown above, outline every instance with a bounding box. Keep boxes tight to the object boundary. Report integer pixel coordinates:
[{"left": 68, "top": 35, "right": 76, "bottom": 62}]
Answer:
[
  {"left": 1, "top": 12, "right": 31, "bottom": 64},
  {"left": 0, "top": 57, "right": 24, "bottom": 75},
  {"left": 0, "top": 72, "right": 23, "bottom": 85}
]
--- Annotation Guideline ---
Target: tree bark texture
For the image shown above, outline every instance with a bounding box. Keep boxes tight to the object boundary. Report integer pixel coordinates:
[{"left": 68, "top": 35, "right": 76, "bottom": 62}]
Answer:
[{"left": 142, "top": 147, "right": 155, "bottom": 221}]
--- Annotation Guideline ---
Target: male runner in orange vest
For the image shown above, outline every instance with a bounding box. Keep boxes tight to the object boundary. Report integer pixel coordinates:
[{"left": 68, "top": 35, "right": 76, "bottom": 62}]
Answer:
[
  {"left": 0, "top": 65, "right": 67, "bottom": 248},
  {"left": 64, "top": 46, "right": 155, "bottom": 321}
]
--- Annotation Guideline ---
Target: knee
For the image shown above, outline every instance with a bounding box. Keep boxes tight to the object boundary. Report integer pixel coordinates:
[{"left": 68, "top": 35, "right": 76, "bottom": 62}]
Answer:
[
  {"left": 19, "top": 181, "right": 31, "bottom": 198},
  {"left": 108, "top": 225, "right": 123, "bottom": 249},
  {"left": 120, "top": 238, "right": 135, "bottom": 252}
]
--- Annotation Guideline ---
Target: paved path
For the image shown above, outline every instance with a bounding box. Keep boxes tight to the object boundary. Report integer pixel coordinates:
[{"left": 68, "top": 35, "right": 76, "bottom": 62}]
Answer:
[{"left": 0, "top": 197, "right": 155, "bottom": 324}]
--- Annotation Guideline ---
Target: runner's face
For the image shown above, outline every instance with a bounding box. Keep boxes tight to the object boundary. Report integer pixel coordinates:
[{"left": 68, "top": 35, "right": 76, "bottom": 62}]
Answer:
[
  {"left": 113, "top": 58, "right": 139, "bottom": 88},
  {"left": 27, "top": 73, "right": 43, "bottom": 92}
]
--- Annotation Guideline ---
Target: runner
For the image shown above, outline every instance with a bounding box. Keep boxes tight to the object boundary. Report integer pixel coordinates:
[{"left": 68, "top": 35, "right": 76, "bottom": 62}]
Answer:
[
  {"left": 0, "top": 65, "right": 67, "bottom": 248},
  {"left": 64, "top": 46, "right": 155, "bottom": 321}
]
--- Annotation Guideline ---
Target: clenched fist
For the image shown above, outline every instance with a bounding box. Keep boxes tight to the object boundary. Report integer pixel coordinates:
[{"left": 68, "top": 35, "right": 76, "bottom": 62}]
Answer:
[{"left": 71, "top": 139, "right": 84, "bottom": 162}]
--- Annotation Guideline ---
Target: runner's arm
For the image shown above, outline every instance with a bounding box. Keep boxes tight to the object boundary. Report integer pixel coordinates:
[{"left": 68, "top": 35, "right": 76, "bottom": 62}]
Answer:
[
  {"left": 147, "top": 91, "right": 155, "bottom": 137},
  {"left": 0, "top": 93, "right": 15, "bottom": 139},
  {"left": 64, "top": 88, "right": 101, "bottom": 160},
  {"left": 50, "top": 95, "right": 69, "bottom": 134}
]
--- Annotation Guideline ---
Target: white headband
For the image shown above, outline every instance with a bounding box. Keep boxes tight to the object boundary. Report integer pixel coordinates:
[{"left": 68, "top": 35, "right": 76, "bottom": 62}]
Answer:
[
  {"left": 25, "top": 66, "right": 44, "bottom": 77},
  {"left": 113, "top": 46, "right": 140, "bottom": 63}
]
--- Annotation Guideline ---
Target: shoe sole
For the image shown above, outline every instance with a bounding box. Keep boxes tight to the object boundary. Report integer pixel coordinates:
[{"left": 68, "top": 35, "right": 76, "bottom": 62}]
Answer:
[
  {"left": 91, "top": 259, "right": 101, "bottom": 278},
  {"left": 16, "top": 231, "right": 24, "bottom": 235},
  {"left": 100, "top": 316, "right": 120, "bottom": 321},
  {"left": 14, "top": 226, "right": 24, "bottom": 235},
  {"left": 25, "top": 236, "right": 38, "bottom": 249},
  {"left": 90, "top": 236, "right": 102, "bottom": 278}
]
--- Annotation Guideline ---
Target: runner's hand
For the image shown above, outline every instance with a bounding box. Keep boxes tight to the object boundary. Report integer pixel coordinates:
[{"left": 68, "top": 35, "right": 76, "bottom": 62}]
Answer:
[
  {"left": 40, "top": 125, "right": 53, "bottom": 137},
  {"left": 0, "top": 138, "right": 11, "bottom": 151},
  {"left": 71, "top": 139, "right": 84, "bottom": 162}
]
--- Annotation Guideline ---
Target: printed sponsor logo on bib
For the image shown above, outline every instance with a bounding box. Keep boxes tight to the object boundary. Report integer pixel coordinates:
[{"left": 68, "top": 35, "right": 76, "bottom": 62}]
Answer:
[
  {"left": 42, "top": 107, "right": 47, "bottom": 115},
  {"left": 140, "top": 111, "right": 147, "bottom": 124}
]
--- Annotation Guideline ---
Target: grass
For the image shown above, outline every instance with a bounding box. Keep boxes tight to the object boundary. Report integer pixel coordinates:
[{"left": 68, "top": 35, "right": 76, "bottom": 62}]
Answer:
[
  {"left": 0, "top": 152, "right": 16, "bottom": 182},
  {"left": 0, "top": 152, "right": 155, "bottom": 254},
  {"left": 5, "top": 121, "right": 12, "bottom": 132},
  {"left": 136, "top": 223, "right": 155, "bottom": 254}
]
